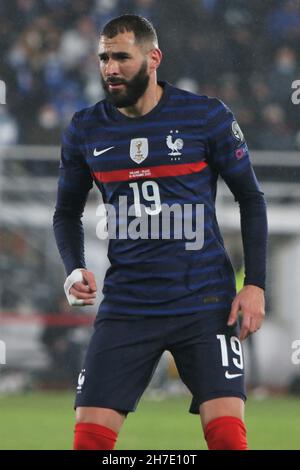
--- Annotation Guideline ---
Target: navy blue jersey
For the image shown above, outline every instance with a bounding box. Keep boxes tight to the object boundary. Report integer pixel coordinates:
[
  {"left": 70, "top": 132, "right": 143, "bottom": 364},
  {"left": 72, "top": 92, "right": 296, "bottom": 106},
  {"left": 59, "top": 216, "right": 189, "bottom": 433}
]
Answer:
[{"left": 54, "top": 81, "right": 267, "bottom": 316}]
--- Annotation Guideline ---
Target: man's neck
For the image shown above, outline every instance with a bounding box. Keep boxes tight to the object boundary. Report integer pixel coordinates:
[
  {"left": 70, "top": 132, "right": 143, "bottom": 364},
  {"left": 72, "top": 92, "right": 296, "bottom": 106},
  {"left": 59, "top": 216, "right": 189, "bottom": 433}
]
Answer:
[{"left": 117, "top": 82, "right": 163, "bottom": 118}]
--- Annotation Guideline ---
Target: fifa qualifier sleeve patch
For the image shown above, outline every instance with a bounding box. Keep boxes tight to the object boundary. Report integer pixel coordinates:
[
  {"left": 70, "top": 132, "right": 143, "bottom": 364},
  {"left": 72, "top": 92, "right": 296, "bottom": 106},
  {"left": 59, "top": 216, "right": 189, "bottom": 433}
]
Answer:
[{"left": 231, "top": 120, "right": 245, "bottom": 143}]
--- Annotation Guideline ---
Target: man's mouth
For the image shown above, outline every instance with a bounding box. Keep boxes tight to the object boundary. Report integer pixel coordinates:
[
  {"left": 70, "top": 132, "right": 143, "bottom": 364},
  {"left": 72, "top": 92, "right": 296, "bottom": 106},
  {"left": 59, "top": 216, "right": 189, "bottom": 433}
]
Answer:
[
  {"left": 106, "top": 79, "right": 126, "bottom": 90},
  {"left": 108, "top": 83, "right": 125, "bottom": 90}
]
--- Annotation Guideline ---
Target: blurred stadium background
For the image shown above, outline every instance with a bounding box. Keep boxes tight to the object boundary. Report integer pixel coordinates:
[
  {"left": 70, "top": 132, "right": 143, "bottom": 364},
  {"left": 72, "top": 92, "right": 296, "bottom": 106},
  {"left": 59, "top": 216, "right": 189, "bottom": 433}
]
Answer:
[{"left": 1, "top": 0, "right": 300, "bottom": 449}]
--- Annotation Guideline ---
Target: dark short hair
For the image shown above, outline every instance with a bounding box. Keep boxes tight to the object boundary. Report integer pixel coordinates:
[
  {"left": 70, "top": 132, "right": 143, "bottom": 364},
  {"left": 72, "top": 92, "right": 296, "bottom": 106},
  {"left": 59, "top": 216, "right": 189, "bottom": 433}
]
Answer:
[{"left": 101, "top": 14, "right": 158, "bottom": 47}]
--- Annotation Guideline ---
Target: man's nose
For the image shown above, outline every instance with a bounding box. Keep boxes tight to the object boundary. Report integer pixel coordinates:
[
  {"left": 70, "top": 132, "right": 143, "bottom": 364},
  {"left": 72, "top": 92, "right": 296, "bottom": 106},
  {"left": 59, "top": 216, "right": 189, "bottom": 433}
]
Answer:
[{"left": 105, "top": 58, "right": 120, "bottom": 75}]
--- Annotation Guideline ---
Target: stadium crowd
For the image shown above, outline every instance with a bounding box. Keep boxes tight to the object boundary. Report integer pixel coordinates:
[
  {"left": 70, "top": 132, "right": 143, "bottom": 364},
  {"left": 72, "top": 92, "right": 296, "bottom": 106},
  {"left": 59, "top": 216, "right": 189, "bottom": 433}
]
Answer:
[{"left": 1, "top": 0, "right": 300, "bottom": 149}]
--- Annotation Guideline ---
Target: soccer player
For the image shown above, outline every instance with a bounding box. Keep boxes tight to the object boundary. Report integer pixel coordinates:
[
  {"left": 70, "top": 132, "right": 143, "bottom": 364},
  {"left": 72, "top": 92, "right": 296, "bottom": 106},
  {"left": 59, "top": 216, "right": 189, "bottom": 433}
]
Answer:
[{"left": 53, "top": 15, "right": 267, "bottom": 450}]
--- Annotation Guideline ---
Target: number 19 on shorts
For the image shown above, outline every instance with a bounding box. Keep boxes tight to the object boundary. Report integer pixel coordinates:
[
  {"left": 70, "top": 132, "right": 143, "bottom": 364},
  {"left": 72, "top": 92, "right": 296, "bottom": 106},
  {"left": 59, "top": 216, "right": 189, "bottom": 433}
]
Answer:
[{"left": 217, "top": 335, "right": 244, "bottom": 376}]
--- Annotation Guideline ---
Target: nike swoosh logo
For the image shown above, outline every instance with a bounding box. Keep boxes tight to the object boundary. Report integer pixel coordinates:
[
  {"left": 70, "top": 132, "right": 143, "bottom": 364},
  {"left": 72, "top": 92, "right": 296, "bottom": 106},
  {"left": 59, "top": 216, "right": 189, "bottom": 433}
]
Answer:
[
  {"left": 93, "top": 146, "right": 114, "bottom": 156},
  {"left": 225, "top": 371, "right": 243, "bottom": 379}
]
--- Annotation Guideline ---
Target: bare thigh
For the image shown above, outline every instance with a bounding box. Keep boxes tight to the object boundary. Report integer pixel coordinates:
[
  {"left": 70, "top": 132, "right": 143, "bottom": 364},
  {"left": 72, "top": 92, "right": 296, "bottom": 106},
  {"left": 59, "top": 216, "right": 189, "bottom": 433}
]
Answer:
[
  {"left": 76, "top": 407, "right": 126, "bottom": 434},
  {"left": 200, "top": 397, "right": 245, "bottom": 430}
]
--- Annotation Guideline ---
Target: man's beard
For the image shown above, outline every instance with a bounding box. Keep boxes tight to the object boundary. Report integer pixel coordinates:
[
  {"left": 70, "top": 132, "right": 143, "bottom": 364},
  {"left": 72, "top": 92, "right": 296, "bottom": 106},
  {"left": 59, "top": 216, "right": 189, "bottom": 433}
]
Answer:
[{"left": 101, "top": 61, "right": 150, "bottom": 108}]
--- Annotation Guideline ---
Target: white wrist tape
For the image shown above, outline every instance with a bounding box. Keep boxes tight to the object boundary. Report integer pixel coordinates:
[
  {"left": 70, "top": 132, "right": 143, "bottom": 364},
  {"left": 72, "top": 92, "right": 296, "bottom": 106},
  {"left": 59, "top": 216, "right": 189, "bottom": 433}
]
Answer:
[{"left": 64, "top": 268, "right": 85, "bottom": 306}]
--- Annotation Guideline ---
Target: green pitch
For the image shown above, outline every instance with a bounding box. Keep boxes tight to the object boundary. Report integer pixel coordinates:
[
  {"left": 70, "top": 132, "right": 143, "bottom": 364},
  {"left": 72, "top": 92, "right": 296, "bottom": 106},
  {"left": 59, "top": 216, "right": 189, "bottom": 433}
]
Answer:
[{"left": 0, "top": 392, "right": 299, "bottom": 450}]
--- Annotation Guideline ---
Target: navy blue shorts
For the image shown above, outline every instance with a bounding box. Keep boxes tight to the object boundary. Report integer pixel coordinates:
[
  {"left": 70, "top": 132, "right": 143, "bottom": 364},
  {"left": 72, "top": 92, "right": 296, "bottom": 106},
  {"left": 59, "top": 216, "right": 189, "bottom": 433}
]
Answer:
[{"left": 75, "top": 309, "right": 246, "bottom": 414}]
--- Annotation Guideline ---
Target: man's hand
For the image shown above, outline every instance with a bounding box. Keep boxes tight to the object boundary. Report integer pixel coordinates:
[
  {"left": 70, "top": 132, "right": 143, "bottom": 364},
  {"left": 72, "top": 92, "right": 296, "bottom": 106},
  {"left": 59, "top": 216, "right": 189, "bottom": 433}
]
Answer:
[
  {"left": 64, "top": 268, "right": 97, "bottom": 306},
  {"left": 227, "top": 285, "right": 265, "bottom": 341}
]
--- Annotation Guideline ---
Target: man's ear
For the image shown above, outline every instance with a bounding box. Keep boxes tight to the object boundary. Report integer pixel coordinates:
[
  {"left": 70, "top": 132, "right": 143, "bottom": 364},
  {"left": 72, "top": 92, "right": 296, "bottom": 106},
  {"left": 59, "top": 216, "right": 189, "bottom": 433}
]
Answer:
[{"left": 148, "top": 48, "right": 163, "bottom": 72}]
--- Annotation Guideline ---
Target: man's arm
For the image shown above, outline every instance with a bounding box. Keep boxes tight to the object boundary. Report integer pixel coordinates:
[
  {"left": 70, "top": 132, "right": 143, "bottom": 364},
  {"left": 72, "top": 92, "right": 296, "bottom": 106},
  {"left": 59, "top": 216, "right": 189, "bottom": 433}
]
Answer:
[
  {"left": 53, "top": 112, "right": 97, "bottom": 306},
  {"left": 222, "top": 164, "right": 267, "bottom": 340},
  {"left": 53, "top": 188, "right": 89, "bottom": 274},
  {"left": 206, "top": 98, "right": 267, "bottom": 340}
]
